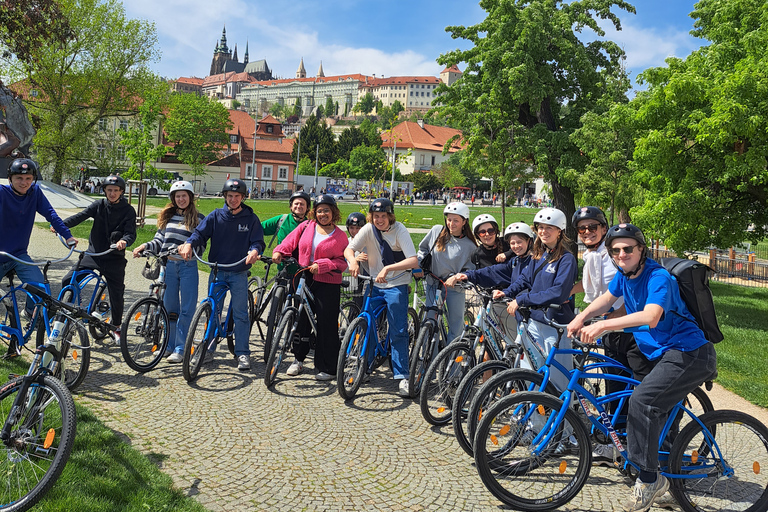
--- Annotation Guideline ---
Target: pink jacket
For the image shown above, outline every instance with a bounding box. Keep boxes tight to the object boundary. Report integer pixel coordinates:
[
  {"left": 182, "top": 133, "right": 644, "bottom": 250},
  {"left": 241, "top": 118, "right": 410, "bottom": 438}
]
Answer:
[{"left": 274, "top": 220, "right": 349, "bottom": 284}]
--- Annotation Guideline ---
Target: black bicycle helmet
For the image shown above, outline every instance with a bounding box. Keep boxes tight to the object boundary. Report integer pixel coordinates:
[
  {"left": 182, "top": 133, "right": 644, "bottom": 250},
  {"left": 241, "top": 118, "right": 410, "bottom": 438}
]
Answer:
[
  {"left": 346, "top": 212, "right": 366, "bottom": 228},
  {"left": 313, "top": 194, "right": 337, "bottom": 209},
  {"left": 222, "top": 178, "right": 247, "bottom": 196},
  {"left": 7, "top": 158, "right": 38, "bottom": 179},
  {"left": 571, "top": 206, "right": 608, "bottom": 228},
  {"left": 369, "top": 198, "right": 394, "bottom": 214},
  {"left": 103, "top": 175, "right": 126, "bottom": 192},
  {"left": 605, "top": 223, "right": 648, "bottom": 277},
  {"left": 289, "top": 190, "right": 311, "bottom": 208}
]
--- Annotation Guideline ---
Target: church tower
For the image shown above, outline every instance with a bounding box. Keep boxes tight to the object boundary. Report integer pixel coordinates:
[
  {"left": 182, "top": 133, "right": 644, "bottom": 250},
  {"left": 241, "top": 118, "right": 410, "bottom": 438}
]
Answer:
[
  {"left": 209, "top": 25, "right": 232, "bottom": 76},
  {"left": 317, "top": 61, "right": 325, "bottom": 78},
  {"left": 296, "top": 57, "right": 306, "bottom": 79},
  {"left": 232, "top": 44, "right": 238, "bottom": 63},
  {"left": 244, "top": 41, "right": 249, "bottom": 65}
]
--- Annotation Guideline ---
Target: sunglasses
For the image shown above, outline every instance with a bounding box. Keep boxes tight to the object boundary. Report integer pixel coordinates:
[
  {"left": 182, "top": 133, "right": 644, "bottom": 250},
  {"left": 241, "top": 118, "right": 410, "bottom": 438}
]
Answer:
[
  {"left": 609, "top": 245, "right": 640, "bottom": 256},
  {"left": 477, "top": 228, "right": 496, "bottom": 236},
  {"left": 577, "top": 223, "right": 601, "bottom": 234}
]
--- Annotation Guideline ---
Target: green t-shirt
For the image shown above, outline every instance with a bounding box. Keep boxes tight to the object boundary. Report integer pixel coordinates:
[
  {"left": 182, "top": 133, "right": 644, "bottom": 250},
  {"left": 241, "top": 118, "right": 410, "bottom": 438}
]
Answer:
[{"left": 262, "top": 213, "right": 304, "bottom": 274}]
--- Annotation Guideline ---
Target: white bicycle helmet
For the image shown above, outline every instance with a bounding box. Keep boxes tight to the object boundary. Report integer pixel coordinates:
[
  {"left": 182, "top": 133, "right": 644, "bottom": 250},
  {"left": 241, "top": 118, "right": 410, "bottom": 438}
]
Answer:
[
  {"left": 472, "top": 214, "right": 498, "bottom": 235},
  {"left": 444, "top": 202, "right": 470, "bottom": 219},
  {"left": 170, "top": 181, "right": 194, "bottom": 205},
  {"left": 533, "top": 207, "right": 567, "bottom": 230},
  {"left": 504, "top": 222, "right": 536, "bottom": 240}
]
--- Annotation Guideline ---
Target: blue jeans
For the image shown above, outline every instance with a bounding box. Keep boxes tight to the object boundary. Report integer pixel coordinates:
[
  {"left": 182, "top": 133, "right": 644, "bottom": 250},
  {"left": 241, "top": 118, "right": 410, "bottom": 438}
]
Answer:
[
  {"left": 426, "top": 280, "right": 466, "bottom": 344},
  {"left": 371, "top": 285, "right": 409, "bottom": 379},
  {"left": 517, "top": 319, "right": 573, "bottom": 393},
  {"left": 208, "top": 270, "right": 251, "bottom": 357},
  {"left": 163, "top": 259, "right": 199, "bottom": 354},
  {"left": 0, "top": 254, "right": 45, "bottom": 315}
]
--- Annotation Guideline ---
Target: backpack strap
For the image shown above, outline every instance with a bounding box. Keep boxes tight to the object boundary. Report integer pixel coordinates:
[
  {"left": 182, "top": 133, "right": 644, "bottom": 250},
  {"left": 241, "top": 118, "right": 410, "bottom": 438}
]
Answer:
[{"left": 268, "top": 214, "right": 289, "bottom": 248}]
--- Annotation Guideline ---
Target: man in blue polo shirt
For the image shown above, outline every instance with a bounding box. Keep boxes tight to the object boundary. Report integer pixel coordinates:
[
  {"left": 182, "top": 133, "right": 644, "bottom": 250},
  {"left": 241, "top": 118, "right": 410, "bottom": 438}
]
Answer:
[{"left": 568, "top": 223, "right": 717, "bottom": 512}]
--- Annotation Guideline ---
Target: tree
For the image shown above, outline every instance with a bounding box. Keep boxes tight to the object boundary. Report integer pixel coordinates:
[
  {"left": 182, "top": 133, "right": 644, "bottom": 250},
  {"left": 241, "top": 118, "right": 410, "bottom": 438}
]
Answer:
[
  {"left": 411, "top": 171, "right": 441, "bottom": 193},
  {"left": 320, "top": 159, "right": 349, "bottom": 178},
  {"left": 432, "top": 158, "right": 467, "bottom": 189},
  {"left": 391, "top": 100, "right": 404, "bottom": 117},
  {"left": 356, "top": 93, "right": 374, "bottom": 115},
  {"left": 325, "top": 96, "right": 335, "bottom": 118},
  {"left": 348, "top": 145, "right": 387, "bottom": 180},
  {"left": 119, "top": 80, "right": 172, "bottom": 188},
  {"left": 292, "top": 97, "right": 302, "bottom": 118},
  {"left": 627, "top": 0, "right": 768, "bottom": 252},
  {"left": 315, "top": 104, "right": 324, "bottom": 119},
  {"left": 7, "top": 0, "right": 160, "bottom": 184},
  {"left": 435, "top": 0, "right": 634, "bottom": 234},
  {"left": 290, "top": 114, "right": 336, "bottom": 167},
  {"left": 0, "top": 0, "right": 73, "bottom": 64},
  {"left": 269, "top": 102, "right": 285, "bottom": 120},
  {"left": 336, "top": 122, "right": 380, "bottom": 161},
  {"left": 164, "top": 93, "right": 233, "bottom": 190}
]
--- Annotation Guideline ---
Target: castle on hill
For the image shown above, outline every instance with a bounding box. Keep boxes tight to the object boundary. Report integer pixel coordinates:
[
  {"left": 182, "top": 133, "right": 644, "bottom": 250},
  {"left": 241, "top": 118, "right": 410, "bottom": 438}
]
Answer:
[{"left": 209, "top": 26, "right": 272, "bottom": 81}]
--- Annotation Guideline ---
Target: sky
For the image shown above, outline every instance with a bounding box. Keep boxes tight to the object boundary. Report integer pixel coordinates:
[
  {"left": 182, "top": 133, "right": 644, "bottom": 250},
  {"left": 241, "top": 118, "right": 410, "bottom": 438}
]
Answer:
[{"left": 124, "top": 0, "right": 706, "bottom": 89}]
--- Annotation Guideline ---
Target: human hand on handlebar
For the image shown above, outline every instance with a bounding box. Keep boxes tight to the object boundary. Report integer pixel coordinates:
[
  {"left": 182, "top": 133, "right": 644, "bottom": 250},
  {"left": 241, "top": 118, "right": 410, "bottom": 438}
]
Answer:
[
  {"left": 506, "top": 299, "right": 519, "bottom": 316},
  {"left": 445, "top": 273, "right": 467, "bottom": 288},
  {"left": 492, "top": 290, "right": 506, "bottom": 300},
  {"left": 375, "top": 266, "right": 389, "bottom": 283},
  {"left": 308, "top": 262, "right": 319, "bottom": 274},
  {"left": 178, "top": 243, "right": 192, "bottom": 260},
  {"left": 245, "top": 249, "right": 261, "bottom": 265},
  {"left": 272, "top": 251, "right": 283, "bottom": 264},
  {"left": 132, "top": 244, "right": 146, "bottom": 258},
  {"left": 348, "top": 260, "right": 359, "bottom": 277},
  {"left": 114, "top": 240, "right": 127, "bottom": 251},
  {"left": 575, "top": 320, "right": 606, "bottom": 344}
]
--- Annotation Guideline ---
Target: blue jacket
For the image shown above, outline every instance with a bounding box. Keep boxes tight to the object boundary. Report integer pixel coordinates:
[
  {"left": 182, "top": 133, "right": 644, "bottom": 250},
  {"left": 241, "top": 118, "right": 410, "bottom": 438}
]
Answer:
[
  {"left": 0, "top": 184, "right": 72, "bottom": 262},
  {"left": 503, "top": 250, "right": 578, "bottom": 324},
  {"left": 464, "top": 254, "right": 532, "bottom": 291},
  {"left": 186, "top": 204, "right": 265, "bottom": 272}
]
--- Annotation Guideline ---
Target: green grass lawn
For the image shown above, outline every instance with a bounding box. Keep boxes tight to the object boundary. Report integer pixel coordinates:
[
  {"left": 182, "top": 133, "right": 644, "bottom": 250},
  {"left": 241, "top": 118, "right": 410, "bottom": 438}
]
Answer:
[{"left": 0, "top": 356, "right": 207, "bottom": 512}]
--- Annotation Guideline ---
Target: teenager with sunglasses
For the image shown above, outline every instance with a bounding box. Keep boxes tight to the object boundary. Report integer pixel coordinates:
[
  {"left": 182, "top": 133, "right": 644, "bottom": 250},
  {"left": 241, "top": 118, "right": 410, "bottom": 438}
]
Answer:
[
  {"left": 469, "top": 214, "right": 512, "bottom": 269},
  {"left": 568, "top": 224, "right": 717, "bottom": 512}
]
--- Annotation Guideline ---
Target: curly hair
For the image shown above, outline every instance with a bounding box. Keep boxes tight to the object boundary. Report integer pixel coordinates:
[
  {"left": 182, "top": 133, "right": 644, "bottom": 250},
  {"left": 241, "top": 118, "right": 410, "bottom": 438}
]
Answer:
[{"left": 309, "top": 204, "right": 342, "bottom": 224}]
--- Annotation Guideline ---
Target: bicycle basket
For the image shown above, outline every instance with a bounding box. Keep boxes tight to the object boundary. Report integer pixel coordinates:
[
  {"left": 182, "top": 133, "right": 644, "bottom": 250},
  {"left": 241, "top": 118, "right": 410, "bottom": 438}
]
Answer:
[{"left": 141, "top": 257, "right": 161, "bottom": 280}]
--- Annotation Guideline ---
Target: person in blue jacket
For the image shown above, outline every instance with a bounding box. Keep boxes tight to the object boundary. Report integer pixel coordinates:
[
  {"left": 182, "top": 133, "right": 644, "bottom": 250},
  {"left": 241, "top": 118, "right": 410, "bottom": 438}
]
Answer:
[
  {"left": 497, "top": 208, "right": 578, "bottom": 392},
  {"left": 568, "top": 224, "right": 717, "bottom": 512},
  {"left": 178, "top": 178, "right": 265, "bottom": 372}
]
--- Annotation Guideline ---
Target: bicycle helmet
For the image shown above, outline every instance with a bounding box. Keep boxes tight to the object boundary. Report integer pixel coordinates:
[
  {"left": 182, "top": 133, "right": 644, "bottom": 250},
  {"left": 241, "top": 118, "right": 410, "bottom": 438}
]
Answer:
[
  {"left": 503, "top": 222, "right": 536, "bottom": 240},
  {"left": 346, "top": 212, "right": 366, "bottom": 228},
  {"left": 102, "top": 175, "right": 126, "bottom": 192},
  {"left": 444, "top": 202, "right": 470, "bottom": 219},
  {"left": 571, "top": 206, "right": 607, "bottom": 228},
  {"left": 222, "top": 178, "right": 247, "bottom": 196},
  {"left": 369, "top": 198, "right": 394, "bottom": 214},
  {"left": 169, "top": 181, "right": 194, "bottom": 207},
  {"left": 314, "top": 194, "right": 337, "bottom": 209},
  {"left": 472, "top": 214, "right": 498, "bottom": 236},
  {"left": 289, "top": 190, "right": 311, "bottom": 208},
  {"left": 604, "top": 223, "right": 648, "bottom": 277},
  {"left": 533, "top": 207, "right": 567, "bottom": 230},
  {"left": 7, "top": 158, "right": 38, "bottom": 179}
]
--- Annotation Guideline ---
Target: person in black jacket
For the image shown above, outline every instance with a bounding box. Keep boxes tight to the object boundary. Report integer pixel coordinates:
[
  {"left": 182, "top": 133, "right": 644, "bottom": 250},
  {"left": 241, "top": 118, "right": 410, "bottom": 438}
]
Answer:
[{"left": 61, "top": 176, "right": 137, "bottom": 342}]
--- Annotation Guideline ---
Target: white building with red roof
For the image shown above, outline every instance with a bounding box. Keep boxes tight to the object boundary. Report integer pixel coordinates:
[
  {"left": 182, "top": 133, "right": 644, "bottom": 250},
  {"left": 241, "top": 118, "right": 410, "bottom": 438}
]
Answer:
[
  {"left": 381, "top": 120, "right": 464, "bottom": 175},
  {"left": 170, "top": 77, "right": 204, "bottom": 96}
]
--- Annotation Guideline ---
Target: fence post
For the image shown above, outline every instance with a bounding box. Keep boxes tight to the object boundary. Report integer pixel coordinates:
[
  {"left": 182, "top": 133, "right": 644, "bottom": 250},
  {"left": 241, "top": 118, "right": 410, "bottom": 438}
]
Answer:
[
  {"left": 729, "top": 247, "right": 736, "bottom": 275},
  {"left": 749, "top": 253, "right": 755, "bottom": 277},
  {"left": 709, "top": 249, "right": 716, "bottom": 268}
]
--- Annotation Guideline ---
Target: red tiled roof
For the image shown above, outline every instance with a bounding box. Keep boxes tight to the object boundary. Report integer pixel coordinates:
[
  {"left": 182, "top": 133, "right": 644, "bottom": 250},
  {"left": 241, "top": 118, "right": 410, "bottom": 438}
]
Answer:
[
  {"left": 440, "top": 65, "right": 462, "bottom": 75},
  {"left": 175, "top": 77, "right": 204, "bottom": 86},
  {"left": 203, "top": 72, "right": 257, "bottom": 87},
  {"left": 360, "top": 76, "right": 441, "bottom": 88},
  {"left": 246, "top": 74, "right": 370, "bottom": 88},
  {"left": 381, "top": 121, "right": 464, "bottom": 152}
]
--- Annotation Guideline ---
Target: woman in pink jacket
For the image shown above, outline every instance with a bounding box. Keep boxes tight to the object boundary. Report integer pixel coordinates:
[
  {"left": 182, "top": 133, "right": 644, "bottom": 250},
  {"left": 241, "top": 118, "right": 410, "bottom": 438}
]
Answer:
[{"left": 272, "top": 194, "right": 349, "bottom": 381}]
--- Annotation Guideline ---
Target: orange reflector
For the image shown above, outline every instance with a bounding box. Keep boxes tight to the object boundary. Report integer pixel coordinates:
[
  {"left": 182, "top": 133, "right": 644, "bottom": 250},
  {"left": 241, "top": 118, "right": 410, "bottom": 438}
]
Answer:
[
  {"left": 479, "top": 334, "right": 484, "bottom": 342},
  {"left": 510, "top": 389, "right": 516, "bottom": 394},
  {"left": 691, "top": 451, "right": 699, "bottom": 463},
  {"left": 101, "top": 293, "right": 107, "bottom": 300},
  {"left": 347, "top": 377, "right": 354, "bottom": 384},
  {"left": 44, "top": 429, "right": 55, "bottom": 449},
  {"left": 490, "top": 435, "right": 498, "bottom": 446},
  {"left": 499, "top": 425, "right": 510, "bottom": 436},
  {"left": 72, "top": 350, "right": 78, "bottom": 361},
  {"left": 537, "top": 405, "right": 546, "bottom": 415},
  {"left": 134, "top": 312, "right": 142, "bottom": 320},
  {"left": 190, "top": 347, "right": 195, "bottom": 355},
  {"left": 151, "top": 345, "right": 158, "bottom": 353},
  {"left": 559, "top": 460, "right": 567, "bottom": 474},
  {"left": 478, "top": 410, "right": 483, "bottom": 421},
  {"left": 754, "top": 462, "right": 761, "bottom": 474},
  {"left": 437, "top": 407, "right": 446, "bottom": 414},
  {"left": 455, "top": 355, "right": 464, "bottom": 363}
]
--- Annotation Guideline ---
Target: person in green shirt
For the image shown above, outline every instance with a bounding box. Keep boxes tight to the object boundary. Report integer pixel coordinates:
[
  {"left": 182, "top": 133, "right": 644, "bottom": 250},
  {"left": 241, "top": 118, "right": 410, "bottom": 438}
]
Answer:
[{"left": 262, "top": 190, "right": 311, "bottom": 274}]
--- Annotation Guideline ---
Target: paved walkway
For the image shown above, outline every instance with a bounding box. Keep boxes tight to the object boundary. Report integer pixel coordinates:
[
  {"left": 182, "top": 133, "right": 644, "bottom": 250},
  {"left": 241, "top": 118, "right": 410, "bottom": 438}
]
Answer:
[{"left": 21, "top": 226, "right": 768, "bottom": 512}]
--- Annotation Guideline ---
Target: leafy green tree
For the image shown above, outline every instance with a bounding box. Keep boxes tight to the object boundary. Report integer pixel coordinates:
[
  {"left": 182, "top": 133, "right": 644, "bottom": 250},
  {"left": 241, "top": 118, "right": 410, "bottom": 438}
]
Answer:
[
  {"left": 320, "top": 159, "right": 349, "bottom": 178},
  {"left": 434, "top": 0, "right": 633, "bottom": 232},
  {"left": 391, "top": 100, "right": 404, "bottom": 117},
  {"left": 269, "top": 102, "right": 284, "bottom": 120},
  {"left": 627, "top": 0, "right": 768, "bottom": 252},
  {"left": 0, "top": 0, "right": 72, "bottom": 64},
  {"left": 296, "top": 156, "right": 314, "bottom": 176},
  {"left": 432, "top": 157, "right": 466, "bottom": 188},
  {"left": 291, "top": 114, "right": 336, "bottom": 167},
  {"left": 164, "top": 93, "right": 233, "bottom": 191},
  {"left": 8, "top": 0, "right": 160, "bottom": 184},
  {"left": 337, "top": 127, "right": 369, "bottom": 162},
  {"left": 292, "top": 97, "right": 302, "bottom": 118},
  {"left": 349, "top": 145, "right": 387, "bottom": 180},
  {"left": 315, "top": 104, "right": 324, "bottom": 119},
  {"left": 358, "top": 119, "right": 381, "bottom": 148},
  {"left": 411, "top": 171, "right": 441, "bottom": 193},
  {"left": 119, "top": 80, "right": 172, "bottom": 187},
  {"left": 358, "top": 93, "right": 374, "bottom": 115},
  {"left": 325, "top": 96, "right": 335, "bottom": 118}
]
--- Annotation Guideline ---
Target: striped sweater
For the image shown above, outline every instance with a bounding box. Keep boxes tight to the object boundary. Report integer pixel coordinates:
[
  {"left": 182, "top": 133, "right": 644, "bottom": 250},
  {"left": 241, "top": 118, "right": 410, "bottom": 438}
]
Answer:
[{"left": 145, "top": 212, "right": 205, "bottom": 256}]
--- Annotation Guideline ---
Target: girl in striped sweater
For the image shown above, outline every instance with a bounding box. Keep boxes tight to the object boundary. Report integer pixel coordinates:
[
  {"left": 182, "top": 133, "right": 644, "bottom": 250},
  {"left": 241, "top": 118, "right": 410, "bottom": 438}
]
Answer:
[{"left": 133, "top": 181, "right": 204, "bottom": 362}]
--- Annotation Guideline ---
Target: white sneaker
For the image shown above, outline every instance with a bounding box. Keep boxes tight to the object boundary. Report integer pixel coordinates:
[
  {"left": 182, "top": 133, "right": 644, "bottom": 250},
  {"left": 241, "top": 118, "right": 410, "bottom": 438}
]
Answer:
[
  {"left": 315, "top": 371, "right": 333, "bottom": 381},
  {"left": 287, "top": 360, "right": 303, "bottom": 376},
  {"left": 622, "top": 475, "right": 669, "bottom": 512},
  {"left": 592, "top": 443, "right": 616, "bottom": 467},
  {"left": 398, "top": 379, "right": 410, "bottom": 397},
  {"left": 237, "top": 354, "right": 250, "bottom": 372},
  {"left": 167, "top": 352, "right": 183, "bottom": 363}
]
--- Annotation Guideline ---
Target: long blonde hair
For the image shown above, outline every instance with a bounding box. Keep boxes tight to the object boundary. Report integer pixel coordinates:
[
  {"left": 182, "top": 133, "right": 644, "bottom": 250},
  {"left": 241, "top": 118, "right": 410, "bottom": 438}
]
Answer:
[{"left": 157, "top": 191, "right": 201, "bottom": 231}]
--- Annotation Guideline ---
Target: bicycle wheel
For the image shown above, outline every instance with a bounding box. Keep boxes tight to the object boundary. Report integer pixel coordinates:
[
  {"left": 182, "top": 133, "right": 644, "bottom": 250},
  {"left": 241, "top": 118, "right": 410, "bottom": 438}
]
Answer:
[
  {"left": 337, "top": 316, "right": 369, "bottom": 400},
  {"left": 466, "top": 368, "right": 559, "bottom": 457},
  {"left": 120, "top": 297, "right": 170, "bottom": 373},
  {"left": 338, "top": 300, "right": 360, "bottom": 339},
  {"left": 669, "top": 409, "right": 768, "bottom": 512},
  {"left": 264, "top": 309, "right": 297, "bottom": 388},
  {"left": 248, "top": 275, "right": 264, "bottom": 326},
  {"left": 474, "top": 391, "right": 592, "bottom": 511},
  {"left": 408, "top": 321, "right": 438, "bottom": 399},
  {"left": 452, "top": 359, "right": 512, "bottom": 455},
  {"left": 88, "top": 282, "right": 110, "bottom": 341},
  {"left": 418, "top": 341, "right": 473, "bottom": 426},
  {"left": 182, "top": 302, "right": 212, "bottom": 382},
  {"left": 0, "top": 375, "right": 76, "bottom": 512},
  {"left": 263, "top": 285, "right": 285, "bottom": 362},
  {"left": 56, "top": 320, "right": 90, "bottom": 392},
  {"left": 407, "top": 307, "right": 419, "bottom": 350}
]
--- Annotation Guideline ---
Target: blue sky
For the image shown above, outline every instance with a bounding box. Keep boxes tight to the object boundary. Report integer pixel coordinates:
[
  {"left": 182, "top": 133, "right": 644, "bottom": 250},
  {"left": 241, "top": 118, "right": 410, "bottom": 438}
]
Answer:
[{"left": 125, "top": 0, "right": 706, "bottom": 89}]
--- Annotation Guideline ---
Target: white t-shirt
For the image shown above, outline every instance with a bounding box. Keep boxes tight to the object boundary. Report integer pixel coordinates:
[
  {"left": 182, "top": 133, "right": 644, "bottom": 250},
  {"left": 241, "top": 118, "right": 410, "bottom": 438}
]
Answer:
[
  {"left": 347, "top": 222, "right": 416, "bottom": 288},
  {"left": 582, "top": 241, "right": 624, "bottom": 310}
]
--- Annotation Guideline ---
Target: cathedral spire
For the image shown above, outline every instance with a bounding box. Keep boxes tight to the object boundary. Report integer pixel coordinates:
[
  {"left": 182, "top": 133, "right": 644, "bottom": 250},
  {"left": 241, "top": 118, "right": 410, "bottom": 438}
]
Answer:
[
  {"left": 296, "top": 57, "right": 306, "bottom": 79},
  {"left": 317, "top": 61, "right": 325, "bottom": 77},
  {"left": 233, "top": 43, "right": 238, "bottom": 63},
  {"left": 244, "top": 40, "right": 249, "bottom": 65}
]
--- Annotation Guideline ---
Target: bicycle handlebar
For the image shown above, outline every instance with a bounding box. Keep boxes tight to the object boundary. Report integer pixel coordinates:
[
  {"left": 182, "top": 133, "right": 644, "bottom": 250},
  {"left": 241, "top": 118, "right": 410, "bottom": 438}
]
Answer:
[
  {"left": 0, "top": 246, "right": 76, "bottom": 266},
  {"left": 259, "top": 256, "right": 297, "bottom": 266},
  {"left": 57, "top": 234, "right": 117, "bottom": 257},
  {"left": 138, "top": 247, "right": 179, "bottom": 259},
  {"left": 193, "top": 251, "right": 248, "bottom": 268},
  {"left": 21, "top": 283, "right": 119, "bottom": 330}
]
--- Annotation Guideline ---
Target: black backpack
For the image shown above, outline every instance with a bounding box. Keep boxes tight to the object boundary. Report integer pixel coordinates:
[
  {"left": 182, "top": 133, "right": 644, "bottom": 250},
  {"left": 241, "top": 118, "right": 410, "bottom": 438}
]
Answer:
[{"left": 658, "top": 257, "right": 724, "bottom": 343}]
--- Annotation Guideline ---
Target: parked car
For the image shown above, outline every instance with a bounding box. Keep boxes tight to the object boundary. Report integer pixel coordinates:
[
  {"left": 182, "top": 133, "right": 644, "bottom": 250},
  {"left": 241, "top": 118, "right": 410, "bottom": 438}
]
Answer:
[{"left": 331, "top": 191, "right": 357, "bottom": 201}]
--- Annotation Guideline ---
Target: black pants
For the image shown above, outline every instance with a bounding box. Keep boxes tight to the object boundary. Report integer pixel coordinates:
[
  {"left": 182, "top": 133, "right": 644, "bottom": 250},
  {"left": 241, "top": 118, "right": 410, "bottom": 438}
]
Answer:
[
  {"left": 293, "top": 273, "right": 341, "bottom": 375},
  {"left": 603, "top": 332, "right": 656, "bottom": 415},
  {"left": 61, "top": 253, "right": 127, "bottom": 326}
]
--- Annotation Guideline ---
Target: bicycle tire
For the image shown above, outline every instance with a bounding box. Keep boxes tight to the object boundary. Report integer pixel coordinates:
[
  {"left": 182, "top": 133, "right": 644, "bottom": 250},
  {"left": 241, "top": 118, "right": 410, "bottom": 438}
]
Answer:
[
  {"left": 452, "top": 359, "right": 512, "bottom": 455},
  {"left": 408, "top": 321, "right": 437, "bottom": 399},
  {"left": 88, "top": 282, "right": 110, "bottom": 341},
  {"left": 407, "top": 307, "right": 419, "bottom": 351},
  {"left": 474, "top": 391, "right": 592, "bottom": 510},
  {"left": 466, "top": 368, "right": 559, "bottom": 457},
  {"left": 263, "top": 284, "right": 285, "bottom": 362},
  {"left": 225, "top": 306, "right": 236, "bottom": 356},
  {"left": 338, "top": 300, "right": 360, "bottom": 339},
  {"left": 56, "top": 320, "right": 90, "bottom": 392},
  {"left": 248, "top": 275, "right": 264, "bottom": 323},
  {"left": 120, "top": 297, "right": 169, "bottom": 373},
  {"left": 182, "top": 302, "right": 212, "bottom": 382},
  {"left": 337, "top": 316, "right": 369, "bottom": 400},
  {"left": 418, "top": 341, "right": 473, "bottom": 426},
  {"left": 0, "top": 375, "right": 76, "bottom": 512},
  {"left": 669, "top": 409, "right": 768, "bottom": 512},
  {"left": 264, "top": 308, "right": 297, "bottom": 388}
]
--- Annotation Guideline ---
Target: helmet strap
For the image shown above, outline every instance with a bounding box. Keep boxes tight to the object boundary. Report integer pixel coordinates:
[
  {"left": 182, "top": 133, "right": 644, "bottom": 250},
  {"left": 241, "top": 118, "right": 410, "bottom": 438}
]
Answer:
[{"left": 292, "top": 212, "right": 306, "bottom": 222}]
